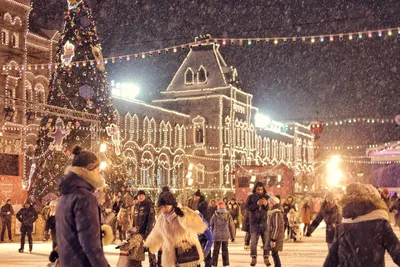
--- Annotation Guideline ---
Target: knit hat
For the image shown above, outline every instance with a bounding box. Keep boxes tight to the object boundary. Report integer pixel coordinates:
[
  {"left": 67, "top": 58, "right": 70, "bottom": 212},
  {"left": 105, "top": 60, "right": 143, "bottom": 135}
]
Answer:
[
  {"left": 157, "top": 187, "right": 177, "bottom": 207},
  {"left": 217, "top": 201, "right": 226, "bottom": 209},
  {"left": 269, "top": 196, "right": 280, "bottom": 205},
  {"left": 194, "top": 189, "right": 202, "bottom": 197},
  {"left": 381, "top": 188, "right": 389, "bottom": 194},
  {"left": 71, "top": 145, "right": 99, "bottom": 170},
  {"left": 137, "top": 190, "right": 146, "bottom": 196}
]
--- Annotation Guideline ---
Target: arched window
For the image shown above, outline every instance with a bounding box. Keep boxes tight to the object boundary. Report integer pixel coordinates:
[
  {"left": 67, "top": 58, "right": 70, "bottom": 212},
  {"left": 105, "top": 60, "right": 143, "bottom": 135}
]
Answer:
[
  {"left": 196, "top": 164, "right": 205, "bottom": 184},
  {"left": 1, "top": 30, "right": 7, "bottom": 45},
  {"left": 196, "top": 128, "right": 203, "bottom": 143},
  {"left": 166, "top": 122, "right": 172, "bottom": 146},
  {"left": 192, "top": 116, "right": 205, "bottom": 147},
  {"left": 184, "top": 67, "right": 194, "bottom": 85},
  {"left": 150, "top": 118, "right": 157, "bottom": 144},
  {"left": 197, "top": 65, "right": 208, "bottom": 84},
  {"left": 11, "top": 33, "right": 18, "bottom": 48},
  {"left": 143, "top": 117, "right": 149, "bottom": 143},
  {"left": 160, "top": 121, "right": 166, "bottom": 146}
]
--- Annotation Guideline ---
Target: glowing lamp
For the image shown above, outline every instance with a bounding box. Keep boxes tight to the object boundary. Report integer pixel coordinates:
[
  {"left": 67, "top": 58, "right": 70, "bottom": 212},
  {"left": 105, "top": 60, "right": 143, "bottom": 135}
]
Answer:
[
  {"left": 188, "top": 178, "right": 193, "bottom": 186},
  {"left": 100, "top": 161, "right": 107, "bottom": 170},
  {"left": 99, "top": 143, "right": 107, "bottom": 153},
  {"left": 186, "top": 172, "right": 192, "bottom": 179},
  {"left": 188, "top": 163, "right": 194, "bottom": 171}
]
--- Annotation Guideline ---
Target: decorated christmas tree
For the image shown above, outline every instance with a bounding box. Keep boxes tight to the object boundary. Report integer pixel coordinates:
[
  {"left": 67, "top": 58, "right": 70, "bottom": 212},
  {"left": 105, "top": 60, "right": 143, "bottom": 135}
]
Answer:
[{"left": 27, "top": 0, "right": 115, "bottom": 201}]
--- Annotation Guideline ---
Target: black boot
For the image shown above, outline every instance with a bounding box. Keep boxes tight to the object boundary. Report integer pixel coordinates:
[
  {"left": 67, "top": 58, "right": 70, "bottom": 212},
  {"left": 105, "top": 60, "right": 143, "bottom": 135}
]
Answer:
[{"left": 18, "top": 248, "right": 24, "bottom": 253}]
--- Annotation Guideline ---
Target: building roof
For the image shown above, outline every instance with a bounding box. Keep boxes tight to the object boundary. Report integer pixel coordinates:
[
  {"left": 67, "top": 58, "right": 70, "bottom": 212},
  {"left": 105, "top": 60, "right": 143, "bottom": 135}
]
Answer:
[{"left": 163, "top": 40, "right": 237, "bottom": 95}]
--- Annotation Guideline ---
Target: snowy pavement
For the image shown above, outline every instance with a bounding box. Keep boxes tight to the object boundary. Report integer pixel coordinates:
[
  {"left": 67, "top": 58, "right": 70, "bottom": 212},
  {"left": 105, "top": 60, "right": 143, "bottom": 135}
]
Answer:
[{"left": 0, "top": 224, "right": 399, "bottom": 267}]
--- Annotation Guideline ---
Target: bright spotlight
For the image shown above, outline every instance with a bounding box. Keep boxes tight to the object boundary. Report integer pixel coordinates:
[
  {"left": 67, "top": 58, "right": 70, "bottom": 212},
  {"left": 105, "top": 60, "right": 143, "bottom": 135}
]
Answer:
[
  {"left": 111, "top": 81, "right": 140, "bottom": 100},
  {"left": 100, "top": 161, "right": 107, "bottom": 170},
  {"left": 99, "top": 143, "right": 107, "bottom": 153},
  {"left": 255, "top": 113, "right": 271, "bottom": 128},
  {"left": 326, "top": 155, "right": 342, "bottom": 186}
]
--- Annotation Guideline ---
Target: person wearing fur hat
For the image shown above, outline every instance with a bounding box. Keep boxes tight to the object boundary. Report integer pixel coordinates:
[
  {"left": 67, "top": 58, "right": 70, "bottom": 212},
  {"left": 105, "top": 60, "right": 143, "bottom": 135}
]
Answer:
[
  {"left": 324, "top": 183, "right": 400, "bottom": 267},
  {"left": 210, "top": 201, "right": 235, "bottom": 267},
  {"left": 56, "top": 145, "right": 109, "bottom": 267},
  {"left": 16, "top": 199, "right": 38, "bottom": 253},
  {"left": 133, "top": 190, "right": 157, "bottom": 267},
  {"left": 245, "top": 182, "right": 270, "bottom": 266},
  {"left": 145, "top": 187, "right": 207, "bottom": 267},
  {"left": 306, "top": 192, "right": 342, "bottom": 250},
  {"left": 264, "top": 196, "right": 284, "bottom": 267},
  {"left": 0, "top": 198, "right": 14, "bottom": 242}
]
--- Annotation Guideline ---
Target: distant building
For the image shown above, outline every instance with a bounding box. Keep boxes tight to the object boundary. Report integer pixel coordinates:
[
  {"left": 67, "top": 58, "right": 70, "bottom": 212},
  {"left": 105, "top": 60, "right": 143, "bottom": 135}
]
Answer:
[
  {"left": 113, "top": 38, "right": 314, "bottom": 197},
  {"left": 0, "top": 0, "right": 57, "bottom": 203}
]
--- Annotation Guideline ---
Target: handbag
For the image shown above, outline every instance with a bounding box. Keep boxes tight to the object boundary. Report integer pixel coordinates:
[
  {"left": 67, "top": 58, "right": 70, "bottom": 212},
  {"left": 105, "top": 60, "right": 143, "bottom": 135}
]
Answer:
[{"left": 175, "top": 241, "right": 200, "bottom": 264}]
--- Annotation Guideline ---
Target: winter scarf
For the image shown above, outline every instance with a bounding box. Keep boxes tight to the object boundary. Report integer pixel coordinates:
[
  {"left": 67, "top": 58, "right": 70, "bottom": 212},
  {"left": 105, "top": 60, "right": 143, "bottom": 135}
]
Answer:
[
  {"left": 217, "top": 208, "right": 227, "bottom": 213},
  {"left": 342, "top": 209, "right": 389, "bottom": 224}
]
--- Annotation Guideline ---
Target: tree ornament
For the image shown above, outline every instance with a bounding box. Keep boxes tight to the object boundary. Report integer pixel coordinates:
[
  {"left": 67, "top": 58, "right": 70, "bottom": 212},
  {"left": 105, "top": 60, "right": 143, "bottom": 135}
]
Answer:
[
  {"left": 48, "top": 117, "right": 71, "bottom": 151},
  {"left": 106, "top": 124, "right": 121, "bottom": 155},
  {"left": 309, "top": 121, "right": 324, "bottom": 135},
  {"left": 62, "top": 41, "right": 75, "bottom": 66},
  {"left": 67, "top": 0, "right": 82, "bottom": 10},
  {"left": 91, "top": 45, "right": 105, "bottom": 71},
  {"left": 78, "top": 84, "right": 95, "bottom": 99},
  {"left": 395, "top": 115, "right": 400, "bottom": 127}
]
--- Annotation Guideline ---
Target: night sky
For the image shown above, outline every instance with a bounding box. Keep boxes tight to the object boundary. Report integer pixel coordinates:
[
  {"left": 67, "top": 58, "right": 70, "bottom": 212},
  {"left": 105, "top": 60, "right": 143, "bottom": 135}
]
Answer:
[{"left": 30, "top": 0, "right": 400, "bottom": 161}]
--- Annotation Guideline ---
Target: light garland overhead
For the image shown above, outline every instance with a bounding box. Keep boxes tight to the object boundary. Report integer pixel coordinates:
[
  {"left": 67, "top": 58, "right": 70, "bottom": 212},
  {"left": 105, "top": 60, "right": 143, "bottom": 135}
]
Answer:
[
  {"left": 2, "top": 41, "right": 198, "bottom": 72},
  {"left": 313, "top": 141, "right": 400, "bottom": 150},
  {"left": 4, "top": 26, "right": 400, "bottom": 71},
  {"left": 309, "top": 117, "right": 396, "bottom": 128},
  {"left": 315, "top": 159, "right": 400, "bottom": 165},
  {"left": 214, "top": 26, "right": 400, "bottom": 45}
]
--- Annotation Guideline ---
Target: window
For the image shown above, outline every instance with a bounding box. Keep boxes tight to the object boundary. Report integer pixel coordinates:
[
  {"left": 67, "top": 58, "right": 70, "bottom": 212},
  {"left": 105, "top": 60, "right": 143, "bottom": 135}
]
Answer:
[
  {"left": 196, "top": 164, "right": 205, "bottom": 184},
  {"left": 195, "top": 128, "right": 203, "bottom": 143},
  {"left": 184, "top": 68, "right": 194, "bottom": 85},
  {"left": 11, "top": 33, "right": 18, "bottom": 48},
  {"left": 197, "top": 65, "right": 208, "bottom": 84},
  {"left": 1, "top": 30, "right": 7, "bottom": 45}
]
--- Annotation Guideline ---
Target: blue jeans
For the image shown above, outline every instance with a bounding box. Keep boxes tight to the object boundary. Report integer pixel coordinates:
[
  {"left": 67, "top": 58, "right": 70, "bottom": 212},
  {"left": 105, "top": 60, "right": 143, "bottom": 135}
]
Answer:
[{"left": 250, "top": 231, "right": 268, "bottom": 257}]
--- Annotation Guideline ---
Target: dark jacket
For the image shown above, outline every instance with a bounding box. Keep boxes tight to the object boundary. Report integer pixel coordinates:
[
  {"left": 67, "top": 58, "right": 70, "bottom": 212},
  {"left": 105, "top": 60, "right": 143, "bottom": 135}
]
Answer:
[
  {"left": 324, "top": 202, "right": 400, "bottom": 267},
  {"left": 282, "top": 197, "right": 296, "bottom": 223},
  {"left": 264, "top": 204, "right": 284, "bottom": 252},
  {"left": 133, "top": 199, "right": 155, "bottom": 239},
  {"left": 227, "top": 201, "right": 240, "bottom": 220},
  {"left": 197, "top": 195, "right": 210, "bottom": 222},
  {"left": 1, "top": 203, "right": 14, "bottom": 221},
  {"left": 246, "top": 190, "right": 269, "bottom": 233},
  {"left": 307, "top": 201, "right": 342, "bottom": 243},
  {"left": 210, "top": 209, "right": 235, "bottom": 242},
  {"left": 56, "top": 168, "right": 109, "bottom": 267},
  {"left": 16, "top": 205, "right": 38, "bottom": 227}
]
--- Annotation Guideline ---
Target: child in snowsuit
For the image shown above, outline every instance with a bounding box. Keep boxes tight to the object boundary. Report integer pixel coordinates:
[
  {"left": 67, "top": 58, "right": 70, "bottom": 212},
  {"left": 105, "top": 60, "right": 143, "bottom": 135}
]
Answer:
[
  {"left": 210, "top": 201, "right": 235, "bottom": 267},
  {"left": 117, "top": 227, "right": 145, "bottom": 267},
  {"left": 288, "top": 209, "right": 301, "bottom": 241}
]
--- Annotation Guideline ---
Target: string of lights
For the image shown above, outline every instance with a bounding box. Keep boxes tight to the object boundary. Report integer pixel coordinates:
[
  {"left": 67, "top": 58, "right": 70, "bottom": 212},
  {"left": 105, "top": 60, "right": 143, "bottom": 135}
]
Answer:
[{"left": 3, "top": 26, "right": 400, "bottom": 71}]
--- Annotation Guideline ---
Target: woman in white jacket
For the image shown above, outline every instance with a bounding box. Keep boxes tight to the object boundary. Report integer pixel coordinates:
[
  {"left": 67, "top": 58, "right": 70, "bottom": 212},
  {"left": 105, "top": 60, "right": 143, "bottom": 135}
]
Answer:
[{"left": 145, "top": 187, "right": 207, "bottom": 267}]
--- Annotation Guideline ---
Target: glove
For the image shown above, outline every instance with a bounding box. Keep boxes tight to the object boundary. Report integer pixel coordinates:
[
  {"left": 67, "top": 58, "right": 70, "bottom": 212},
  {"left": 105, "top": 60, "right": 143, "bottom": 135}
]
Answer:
[
  {"left": 270, "top": 241, "right": 276, "bottom": 248},
  {"left": 231, "top": 238, "right": 235, "bottom": 242}
]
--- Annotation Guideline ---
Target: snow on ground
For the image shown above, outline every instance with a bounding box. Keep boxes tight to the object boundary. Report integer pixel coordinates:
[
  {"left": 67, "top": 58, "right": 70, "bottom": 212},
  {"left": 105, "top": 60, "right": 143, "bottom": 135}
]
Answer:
[{"left": 0, "top": 224, "right": 399, "bottom": 267}]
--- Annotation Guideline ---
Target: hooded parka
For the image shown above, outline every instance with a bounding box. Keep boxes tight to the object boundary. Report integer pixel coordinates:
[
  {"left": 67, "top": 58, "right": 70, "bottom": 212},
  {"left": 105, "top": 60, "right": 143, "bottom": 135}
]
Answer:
[{"left": 56, "top": 166, "right": 109, "bottom": 267}]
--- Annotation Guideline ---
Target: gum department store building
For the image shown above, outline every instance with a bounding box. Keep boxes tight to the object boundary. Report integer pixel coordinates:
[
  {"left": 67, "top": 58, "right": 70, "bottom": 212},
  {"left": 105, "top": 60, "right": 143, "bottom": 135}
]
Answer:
[{"left": 0, "top": 0, "right": 314, "bottom": 203}]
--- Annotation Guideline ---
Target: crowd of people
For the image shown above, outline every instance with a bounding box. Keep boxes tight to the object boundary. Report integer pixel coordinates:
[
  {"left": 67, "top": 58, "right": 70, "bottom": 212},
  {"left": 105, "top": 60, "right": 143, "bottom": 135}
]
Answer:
[{"left": 1, "top": 146, "right": 400, "bottom": 267}]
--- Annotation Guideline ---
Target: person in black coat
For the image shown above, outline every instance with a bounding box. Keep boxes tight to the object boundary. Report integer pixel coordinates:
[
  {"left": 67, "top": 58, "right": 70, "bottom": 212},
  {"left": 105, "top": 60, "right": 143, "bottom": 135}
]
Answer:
[
  {"left": 306, "top": 192, "right": 342, "bottom": 250},
  {"left": 46, "top": 200, "right": 58, "bottom": 250},
  {"left": 133, "top": 190, "right": 157, "bottom": 267},
  {"left": 245, "top": 182, "right": 270, "bottom": 266},
  {"left": 1, "top": 198, "right": 14, "bottom": 242},
  {"left": 197, "top": 191, "right": 210, "bottom": 222},
  {"left": 56, "top": 146, "right": 109, "bottom": 267},
  {"left": 16, "top": 200, "right": 38, "bottom": 253},
  {"left": 324, "top": 183, "right": 400, "bottom": 267}
]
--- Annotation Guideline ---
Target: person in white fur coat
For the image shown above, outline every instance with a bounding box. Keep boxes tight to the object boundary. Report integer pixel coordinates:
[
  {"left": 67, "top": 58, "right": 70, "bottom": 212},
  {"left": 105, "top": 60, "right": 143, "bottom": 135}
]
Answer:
[{"left": 145, "top": 187, "right": 207, "bottom": 267}]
